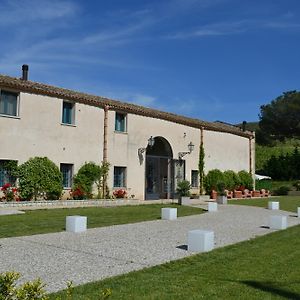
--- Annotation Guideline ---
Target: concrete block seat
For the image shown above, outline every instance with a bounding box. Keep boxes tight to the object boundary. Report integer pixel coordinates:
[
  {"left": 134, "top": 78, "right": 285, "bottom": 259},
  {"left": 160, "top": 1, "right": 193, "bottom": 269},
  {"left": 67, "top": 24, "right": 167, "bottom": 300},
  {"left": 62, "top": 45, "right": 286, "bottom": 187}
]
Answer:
[
  {"left": 188, "top": 229, "right": 214, "bottom": 252},
  {"left": 268, "top": 201, "right": 279, "bottom": 210},
  {"left": 66, "top": 216, "right": 87, "bottom": 233},
  {"left": 270, "top": 215, "right": 287, "bottom": 230},
  {"left": 161, "top": 208, "right": 177, "bottom": 220},
  {"left": 208, "top": 202, "right": 218, "bottom": 212}
]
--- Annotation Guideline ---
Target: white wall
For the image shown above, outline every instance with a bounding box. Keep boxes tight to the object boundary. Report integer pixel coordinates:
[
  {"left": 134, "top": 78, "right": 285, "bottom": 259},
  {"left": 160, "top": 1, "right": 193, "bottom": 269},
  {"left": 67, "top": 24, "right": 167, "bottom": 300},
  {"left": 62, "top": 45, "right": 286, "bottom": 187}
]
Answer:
[
  {"left": 203, "top": 130, "right": 250, "bottom": 173},
  {"left": 0, "top": 92, "right": 104, "bottom": 172}
]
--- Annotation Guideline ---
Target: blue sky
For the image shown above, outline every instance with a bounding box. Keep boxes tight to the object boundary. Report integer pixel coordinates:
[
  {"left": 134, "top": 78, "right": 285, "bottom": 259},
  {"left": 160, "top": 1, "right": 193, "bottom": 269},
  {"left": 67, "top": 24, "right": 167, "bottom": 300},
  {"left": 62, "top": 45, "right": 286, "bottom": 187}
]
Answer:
[{"left": 1, "top": 0, "right": 300, "bottom": 124}]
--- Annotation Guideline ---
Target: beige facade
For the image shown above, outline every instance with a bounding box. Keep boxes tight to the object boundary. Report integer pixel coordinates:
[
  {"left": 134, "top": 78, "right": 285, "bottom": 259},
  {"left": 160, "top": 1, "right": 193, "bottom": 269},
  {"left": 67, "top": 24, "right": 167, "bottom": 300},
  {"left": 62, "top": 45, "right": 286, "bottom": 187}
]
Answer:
[
  {"left": 0, "top": 92, "right": 104, "bottom": 169},
  {"left": 0, "top": 72, "right": 255, "bottom": 200}
]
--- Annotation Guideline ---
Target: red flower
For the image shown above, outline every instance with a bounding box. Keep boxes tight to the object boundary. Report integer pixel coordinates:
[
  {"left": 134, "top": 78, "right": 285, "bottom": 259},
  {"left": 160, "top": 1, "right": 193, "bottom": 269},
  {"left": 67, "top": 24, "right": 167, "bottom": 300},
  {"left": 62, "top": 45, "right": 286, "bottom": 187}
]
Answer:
[
  {"left": 1, "top": 183, "right": 11, "bottom": 191},
  {"left": 113, "top": 189, "right": 127, "bottom": 198}
]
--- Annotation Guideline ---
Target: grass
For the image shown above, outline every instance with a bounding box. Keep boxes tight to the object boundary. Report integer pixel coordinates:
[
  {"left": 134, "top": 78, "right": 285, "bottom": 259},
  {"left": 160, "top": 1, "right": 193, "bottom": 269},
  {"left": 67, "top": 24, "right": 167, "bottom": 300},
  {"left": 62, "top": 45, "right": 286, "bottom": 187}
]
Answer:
[
  {"left": 0, "top": 204, "right": 203, "bottom": 239},
  {"left": 229, "top": 195, "right": 300, "bottom": 213},
  {"left": 49, "top": 224, "right": 300, "bottom": 299}
]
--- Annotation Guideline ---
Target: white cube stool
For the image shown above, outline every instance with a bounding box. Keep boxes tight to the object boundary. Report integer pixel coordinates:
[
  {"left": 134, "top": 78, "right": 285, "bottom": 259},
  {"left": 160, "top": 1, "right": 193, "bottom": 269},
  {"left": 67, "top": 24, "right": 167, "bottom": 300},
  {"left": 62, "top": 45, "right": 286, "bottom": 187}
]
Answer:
[
  {"left": 188, "top": 229, "right": 214, "bottom": 252},
  {"left": 161, "top": 208, "right": 177, "bottom": 220},
  {"left": 208, "top": 202, "right": 218, "bottom": 212},
  {"left": 270, "top": 215, "right": 287, "bottom": 230},
  {"left": 268, "top": 201, "right": 279, "bottom": 210},
  {"left": 297, "top": 207, "right": 300, "bottom": 218},
  {"left": 66, "top": 216, "right": 87, "bottom": 233}
]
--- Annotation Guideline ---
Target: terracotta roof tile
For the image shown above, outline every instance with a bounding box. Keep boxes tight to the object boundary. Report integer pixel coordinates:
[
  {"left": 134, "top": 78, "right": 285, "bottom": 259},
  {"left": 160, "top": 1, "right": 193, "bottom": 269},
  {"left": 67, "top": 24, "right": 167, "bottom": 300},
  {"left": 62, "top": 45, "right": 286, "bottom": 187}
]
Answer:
[{"left": 0, "top": 74, "right": 254, "bottom": 138}]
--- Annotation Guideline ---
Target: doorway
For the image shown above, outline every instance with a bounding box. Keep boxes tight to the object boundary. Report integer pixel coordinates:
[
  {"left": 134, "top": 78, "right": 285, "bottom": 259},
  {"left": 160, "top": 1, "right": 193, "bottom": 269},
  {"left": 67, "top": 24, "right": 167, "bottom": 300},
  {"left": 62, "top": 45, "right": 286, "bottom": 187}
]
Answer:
[{"left": 145, "top": 137, "right": 178, "bottom": 200}]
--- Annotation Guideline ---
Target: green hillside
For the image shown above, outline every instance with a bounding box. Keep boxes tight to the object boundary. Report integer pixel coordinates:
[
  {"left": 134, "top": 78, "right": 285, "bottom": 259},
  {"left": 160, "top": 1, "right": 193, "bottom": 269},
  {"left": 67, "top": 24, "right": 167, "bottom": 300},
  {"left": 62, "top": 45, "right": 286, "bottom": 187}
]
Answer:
[
  {"left": 256, "top": 141, "right": 300, "bottom": 171},
  {"left": 236, "top": 122, "right": 300, "bottom": 171}
]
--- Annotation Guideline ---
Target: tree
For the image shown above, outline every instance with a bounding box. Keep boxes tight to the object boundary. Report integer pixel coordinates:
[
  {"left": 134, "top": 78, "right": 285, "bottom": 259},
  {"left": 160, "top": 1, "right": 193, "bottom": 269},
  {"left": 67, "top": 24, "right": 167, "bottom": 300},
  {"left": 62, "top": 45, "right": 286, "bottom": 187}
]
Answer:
[
  {"left": 198, "top": 142, "right": 205, "bottom": 195},
  {"left": 259, "top": 91, "right": 300, "bottom": 141}
]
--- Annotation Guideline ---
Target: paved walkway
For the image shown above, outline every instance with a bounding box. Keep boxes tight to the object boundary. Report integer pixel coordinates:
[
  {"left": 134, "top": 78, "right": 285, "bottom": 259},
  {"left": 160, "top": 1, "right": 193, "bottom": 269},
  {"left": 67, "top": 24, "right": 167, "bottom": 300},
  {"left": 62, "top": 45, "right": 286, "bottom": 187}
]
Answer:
[{"left": 0, "top": 204, "right": 299, "bottom": 293}]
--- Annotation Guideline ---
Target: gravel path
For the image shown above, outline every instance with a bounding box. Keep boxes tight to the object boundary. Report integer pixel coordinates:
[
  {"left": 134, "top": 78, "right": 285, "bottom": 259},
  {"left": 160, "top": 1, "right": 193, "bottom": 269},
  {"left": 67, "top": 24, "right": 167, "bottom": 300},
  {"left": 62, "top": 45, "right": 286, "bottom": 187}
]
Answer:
[{"left": 0, "top": 204, "right": 299, "bottom": 292}]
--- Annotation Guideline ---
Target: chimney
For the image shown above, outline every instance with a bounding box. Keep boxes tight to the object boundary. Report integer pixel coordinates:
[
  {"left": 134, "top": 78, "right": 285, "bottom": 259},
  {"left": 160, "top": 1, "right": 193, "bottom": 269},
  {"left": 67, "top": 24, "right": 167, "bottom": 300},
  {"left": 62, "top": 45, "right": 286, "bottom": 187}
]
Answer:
[
  {"left": 21, "top": 64, "right": 29, "bottom": 81},
  {"left": 242, "top": 121, "right": 247, "bottom": 132}
]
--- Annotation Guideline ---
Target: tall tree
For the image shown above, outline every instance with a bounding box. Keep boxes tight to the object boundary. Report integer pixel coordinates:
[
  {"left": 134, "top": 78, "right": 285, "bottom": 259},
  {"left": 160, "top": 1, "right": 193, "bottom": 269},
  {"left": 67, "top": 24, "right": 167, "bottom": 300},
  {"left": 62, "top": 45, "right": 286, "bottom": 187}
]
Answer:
[{"left": 259, "top": 91, "right": 300, "bottom": 141}]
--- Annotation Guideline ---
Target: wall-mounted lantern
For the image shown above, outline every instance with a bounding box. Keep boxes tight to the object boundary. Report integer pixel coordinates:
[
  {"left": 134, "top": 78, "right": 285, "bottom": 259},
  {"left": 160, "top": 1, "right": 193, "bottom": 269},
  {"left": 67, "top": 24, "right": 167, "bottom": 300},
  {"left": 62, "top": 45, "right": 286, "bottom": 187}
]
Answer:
[
  {"left": 138, "top": 136, "right": 155, "bottom": 156},
  {"left": 178, "top": 141, "right": 194, "bottom": 159}
]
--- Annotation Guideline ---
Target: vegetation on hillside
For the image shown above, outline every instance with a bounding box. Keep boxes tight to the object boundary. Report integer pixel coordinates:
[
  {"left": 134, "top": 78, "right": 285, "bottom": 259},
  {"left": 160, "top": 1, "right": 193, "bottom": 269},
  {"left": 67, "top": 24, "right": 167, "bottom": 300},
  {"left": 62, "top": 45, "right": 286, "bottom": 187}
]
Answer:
[{"left": 241, "top": 91, "right": 300, "bottom": 177}]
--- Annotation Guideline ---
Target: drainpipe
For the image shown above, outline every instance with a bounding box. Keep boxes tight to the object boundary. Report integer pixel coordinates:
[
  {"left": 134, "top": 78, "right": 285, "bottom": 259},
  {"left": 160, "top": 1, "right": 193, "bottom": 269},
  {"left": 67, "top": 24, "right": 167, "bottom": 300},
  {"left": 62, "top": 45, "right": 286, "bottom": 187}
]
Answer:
[
  {"left": 103, "top": 105, "right": 109, "bottom": 163},
  {"left": 249, "top": 135, "right": 254, "bottom": 189},
  {"left": 102, "top": 105, "right": 109, "bottom": 197},
  {"left": 199, "top": 126, "right": 204, "bottom": 195}
]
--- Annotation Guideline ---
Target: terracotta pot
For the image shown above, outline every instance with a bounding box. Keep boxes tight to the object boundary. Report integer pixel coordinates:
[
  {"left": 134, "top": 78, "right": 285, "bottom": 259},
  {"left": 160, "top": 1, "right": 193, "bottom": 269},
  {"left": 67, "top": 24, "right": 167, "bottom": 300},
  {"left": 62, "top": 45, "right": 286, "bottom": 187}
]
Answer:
[
  {"left": 211, "top": 190, "right": 217, "bottom": 200},
  {"left": 234, "top": 190, "right": 243, "bottom": 198}
]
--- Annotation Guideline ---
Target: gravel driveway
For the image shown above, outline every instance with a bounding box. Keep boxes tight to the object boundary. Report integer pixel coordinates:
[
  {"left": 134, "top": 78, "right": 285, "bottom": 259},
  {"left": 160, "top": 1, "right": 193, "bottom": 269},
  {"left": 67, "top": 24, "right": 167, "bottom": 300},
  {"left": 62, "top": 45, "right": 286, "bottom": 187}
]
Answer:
[{"left": 0, "top": 204, "right": 299, "bottom": 292}]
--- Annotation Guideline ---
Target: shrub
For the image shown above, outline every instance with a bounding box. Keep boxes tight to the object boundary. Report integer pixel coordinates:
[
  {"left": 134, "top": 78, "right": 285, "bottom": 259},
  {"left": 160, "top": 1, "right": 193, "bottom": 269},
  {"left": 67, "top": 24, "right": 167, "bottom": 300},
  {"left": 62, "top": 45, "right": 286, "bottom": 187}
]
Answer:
[
  {"left": 255, "top": 179, "right": 272, "bottom": 191},
  {"left": 0, "top": 271, "right": 48, "bottom": 299},
  {"left": 113, "top": 189, "right": 127, "bottom": 198},
  {"left": 73, "top": 162, "right": 100, "bottom": 199},
  {"left": 0, "top": 183, "right": 19, "bottom": 202},
  {"left": 274, "top": 185, "right": 290, "bottom": 195},
  {"left": 0, "top": 271, "right": 112, "bottom": 299},
  {"left": 73, "top": 162, "right": 110, "bottom": 199},
  {"left": 204, "top": 169, "right": 224, "bottom": 194},
  {"left": 237, "top": 170, "right": 253, "bottom": 190},
  {"left": 71, "top": 187, "right": 85, "bottom": 200},
  {"left": 216, "top": 181, "right": 226, "bottom": 196},
  {"left": 176, "top": 180, "right": 191, "bottom": 197},
  {"left": 223, "top": 170, "right": 240, "bottom": 190},
  {"left": 18, "top": 157, "right": 63, "bottom": 200},
  {"left": 293, "top": 180, "right": 300, "bottom": 191}
]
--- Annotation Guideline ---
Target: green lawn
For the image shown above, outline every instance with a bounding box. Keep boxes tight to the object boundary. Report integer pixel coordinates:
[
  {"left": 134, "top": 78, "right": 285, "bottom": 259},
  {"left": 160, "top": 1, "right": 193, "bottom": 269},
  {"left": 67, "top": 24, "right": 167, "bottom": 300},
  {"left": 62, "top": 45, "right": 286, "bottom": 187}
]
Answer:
[
  {"left": 50, "top": 224, "right": 300, "bottom": 300},
  {"left": 229, "top": 196, "right": 300, "bottom": 213},
  {"left": 0, "top": 204, "right": 203, "bottom": 238}
]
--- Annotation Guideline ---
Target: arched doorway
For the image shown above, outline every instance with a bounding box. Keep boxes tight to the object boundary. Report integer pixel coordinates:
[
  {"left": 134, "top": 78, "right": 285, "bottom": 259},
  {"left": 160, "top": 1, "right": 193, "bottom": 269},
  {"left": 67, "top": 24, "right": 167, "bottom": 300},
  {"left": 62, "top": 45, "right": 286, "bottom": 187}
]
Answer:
[{"left": 145, "top": 137, "right": 174, "bottom": 200}]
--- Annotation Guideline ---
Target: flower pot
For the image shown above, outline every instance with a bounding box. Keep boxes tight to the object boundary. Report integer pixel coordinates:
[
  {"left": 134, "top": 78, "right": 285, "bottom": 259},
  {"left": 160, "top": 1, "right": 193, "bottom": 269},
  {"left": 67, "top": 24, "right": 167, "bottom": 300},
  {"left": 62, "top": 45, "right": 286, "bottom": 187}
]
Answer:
[
  {"left": 211, "top": 190, "right": 217, "bottom": 200},
  {"left": 180, "top": 196, "right": 191, "bottom": 206},
  {"left": 217, "top": 195, "right": 227, "bottom": 204},
  {"left": 233, "top": 190, "right": 243, "bottom": 198}
]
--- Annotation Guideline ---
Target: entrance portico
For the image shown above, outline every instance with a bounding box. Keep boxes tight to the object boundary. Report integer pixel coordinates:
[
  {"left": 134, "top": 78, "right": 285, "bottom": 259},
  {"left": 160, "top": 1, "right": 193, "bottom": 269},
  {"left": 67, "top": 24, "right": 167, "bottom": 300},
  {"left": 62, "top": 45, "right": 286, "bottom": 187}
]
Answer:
[{"left": 145, "top": 137, "right": 185, "bottom": 200}]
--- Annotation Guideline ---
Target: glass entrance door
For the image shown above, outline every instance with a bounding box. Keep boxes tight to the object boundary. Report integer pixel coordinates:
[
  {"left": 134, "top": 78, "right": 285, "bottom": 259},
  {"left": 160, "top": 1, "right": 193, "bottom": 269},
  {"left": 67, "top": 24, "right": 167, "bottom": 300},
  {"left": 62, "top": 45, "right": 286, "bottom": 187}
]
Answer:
[
  {"left": 145, "top": 157, "right": 185, "bottom": 200},
  {"left": 145, "top": 156, "right": 160, "bottom": 200}
]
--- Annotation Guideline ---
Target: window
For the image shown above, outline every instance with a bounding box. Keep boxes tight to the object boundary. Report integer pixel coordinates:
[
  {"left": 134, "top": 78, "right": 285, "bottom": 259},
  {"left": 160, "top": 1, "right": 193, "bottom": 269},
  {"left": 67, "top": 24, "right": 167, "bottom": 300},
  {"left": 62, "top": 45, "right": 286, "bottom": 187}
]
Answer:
[
  {"left": 113, "top": 166, "right": 126, "bottom": 187},
  {"left": 0, "top": 90, "right": 18, "bottom": 117},
  {"left": 62, "top": 101, "right": 75, "bottom": 125},
  {"left": 60, "top": 163, "right": 73, "bottom": 188},
  {"left": 115, "top": 112, "right": 127, "bottom": 132},
  {"left": 191, "top": 170, "right": 199, "bottom": 188},
  {"left": 0, "top": 160, "right": 17, "bottom": 187}
]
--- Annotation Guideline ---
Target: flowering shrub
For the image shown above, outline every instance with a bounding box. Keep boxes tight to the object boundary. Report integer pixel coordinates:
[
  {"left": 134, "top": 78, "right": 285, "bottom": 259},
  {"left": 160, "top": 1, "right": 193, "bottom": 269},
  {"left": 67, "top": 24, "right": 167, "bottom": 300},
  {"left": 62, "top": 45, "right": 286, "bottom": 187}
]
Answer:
[
  {"left": 113, "top": 189, "right": 127, "bottom": 198},
  {"left": 1, "top": 183, "right": 19, "bottom": 202},
  {"left": 71, "top": 187, "right": 86, "bottom": 200}
]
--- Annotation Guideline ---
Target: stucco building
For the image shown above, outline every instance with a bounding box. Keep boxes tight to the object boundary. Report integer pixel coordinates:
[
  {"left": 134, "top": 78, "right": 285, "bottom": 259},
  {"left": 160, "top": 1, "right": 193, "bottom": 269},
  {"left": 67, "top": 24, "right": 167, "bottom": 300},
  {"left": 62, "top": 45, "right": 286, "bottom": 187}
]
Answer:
[{"left": 0, "top": 66, "right": 255, "bottom": 200}]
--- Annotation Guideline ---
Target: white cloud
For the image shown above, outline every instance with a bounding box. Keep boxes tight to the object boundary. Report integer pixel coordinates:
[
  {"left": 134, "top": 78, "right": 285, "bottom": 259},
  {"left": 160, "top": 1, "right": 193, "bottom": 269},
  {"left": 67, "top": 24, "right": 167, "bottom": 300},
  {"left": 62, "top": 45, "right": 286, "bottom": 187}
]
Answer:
[
  {"left": 0, "top": 0, "right": 77, "bottom": 25},
  {"left": 167, "top": 17, "right": 300, "bottom": 40},
  {"left": 127, "top": 93, "right": 157, "bottom": 107}
]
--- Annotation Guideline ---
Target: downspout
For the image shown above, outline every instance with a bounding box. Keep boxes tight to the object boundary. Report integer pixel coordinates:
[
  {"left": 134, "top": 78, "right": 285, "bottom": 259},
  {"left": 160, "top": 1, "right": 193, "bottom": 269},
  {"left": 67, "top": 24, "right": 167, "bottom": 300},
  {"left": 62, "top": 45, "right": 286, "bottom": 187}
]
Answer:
[
  {"left": 199, "top": 126, "right": 204, "bottom": 195},
  {"left": 102, "top": 105, "right": 109, "bottom": 197},
  {"left": 249, "top": 134, "right": 254, "bottom": 189}
]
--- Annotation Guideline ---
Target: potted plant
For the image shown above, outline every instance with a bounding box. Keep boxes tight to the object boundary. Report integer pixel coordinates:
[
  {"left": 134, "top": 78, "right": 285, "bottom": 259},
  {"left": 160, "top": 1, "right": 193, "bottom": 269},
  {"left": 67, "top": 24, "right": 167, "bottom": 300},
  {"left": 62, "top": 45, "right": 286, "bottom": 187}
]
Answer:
[
  {"left": 176, "top": 180, "right": 191, "bottom": 205},
  {"left": 216, "top": 181, "right": 227, "bottom": 204}
]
